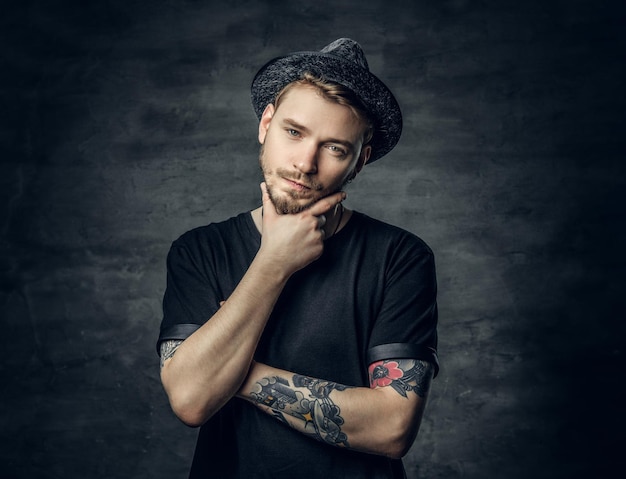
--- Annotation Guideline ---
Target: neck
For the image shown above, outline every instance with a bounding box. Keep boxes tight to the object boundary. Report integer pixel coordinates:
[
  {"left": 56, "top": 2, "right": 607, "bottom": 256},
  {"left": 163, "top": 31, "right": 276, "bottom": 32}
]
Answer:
[{"left": 251, "top": 203, "right": 351, "bottom": 239}]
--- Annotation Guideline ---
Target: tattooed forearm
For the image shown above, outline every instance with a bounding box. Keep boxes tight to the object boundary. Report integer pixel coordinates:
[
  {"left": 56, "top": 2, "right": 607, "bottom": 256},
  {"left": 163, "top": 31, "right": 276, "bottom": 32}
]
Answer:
[
  {"left": 249, "top": 375, "right": 351, "bottom": 447},
  {"left": 159, "top": 339, "right": 183, "bottom": 369},
  {"left": 369, "top": 359, "right": 433, "bottom": 398}
]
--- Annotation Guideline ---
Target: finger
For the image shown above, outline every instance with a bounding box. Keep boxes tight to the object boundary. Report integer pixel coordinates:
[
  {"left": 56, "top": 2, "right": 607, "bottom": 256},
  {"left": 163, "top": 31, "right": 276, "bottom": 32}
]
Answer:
[
  {"left": 260, "top": 182, "right": 270, "bottom": 204},
  {"left": 260, "top": 182, "right": 278, "bottom": 219},
  {"left": 307, "top": 191, "right": 347, "bottom": 217}
]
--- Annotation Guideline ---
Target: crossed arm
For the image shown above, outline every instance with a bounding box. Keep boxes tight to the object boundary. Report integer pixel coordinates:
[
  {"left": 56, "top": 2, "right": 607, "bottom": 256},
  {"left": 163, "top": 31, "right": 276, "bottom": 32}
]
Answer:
[
  {"left": 237, "top": 358, "right": 433, "bottom": 458},
  {"left": 161, "top": 338, "right": 433, "bottom": 459}
]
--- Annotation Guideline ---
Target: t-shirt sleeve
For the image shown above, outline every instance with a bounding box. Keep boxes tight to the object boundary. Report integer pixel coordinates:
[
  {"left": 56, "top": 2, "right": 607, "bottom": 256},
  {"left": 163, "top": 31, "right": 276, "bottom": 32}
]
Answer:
[
  {"left": 156, "top": 237, "right": 221, "bottom": 355},
  {"left": 366, "top": 237, "right": 439, "bottom": 377}
]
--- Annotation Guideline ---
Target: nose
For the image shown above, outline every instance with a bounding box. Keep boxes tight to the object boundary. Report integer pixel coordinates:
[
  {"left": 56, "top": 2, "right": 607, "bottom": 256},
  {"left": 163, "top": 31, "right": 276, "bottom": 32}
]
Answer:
[{"left": 294, "top": 143, "right": 318, "bottom": 174}]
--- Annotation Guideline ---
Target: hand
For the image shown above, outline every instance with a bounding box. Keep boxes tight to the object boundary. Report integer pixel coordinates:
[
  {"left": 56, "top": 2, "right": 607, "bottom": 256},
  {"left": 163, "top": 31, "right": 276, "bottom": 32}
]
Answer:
[{"left": 257, "top": 182, "right": 345, "bottom": 276}]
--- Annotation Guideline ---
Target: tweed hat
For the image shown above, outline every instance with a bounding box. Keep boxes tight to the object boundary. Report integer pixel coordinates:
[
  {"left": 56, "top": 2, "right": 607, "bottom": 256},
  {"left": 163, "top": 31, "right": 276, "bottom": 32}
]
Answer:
[{"left": 251, "top": 38, "right": 402, "bottom": 163}]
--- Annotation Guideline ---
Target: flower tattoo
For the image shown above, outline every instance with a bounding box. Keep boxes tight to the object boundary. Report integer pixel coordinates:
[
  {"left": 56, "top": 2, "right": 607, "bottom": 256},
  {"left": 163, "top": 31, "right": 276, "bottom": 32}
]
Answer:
[
  {"left": 369, "top": 361, "right": 404, "bottom": 388},
  {"left": 368, "top": 359, "right": 432, "bottom": 398}
]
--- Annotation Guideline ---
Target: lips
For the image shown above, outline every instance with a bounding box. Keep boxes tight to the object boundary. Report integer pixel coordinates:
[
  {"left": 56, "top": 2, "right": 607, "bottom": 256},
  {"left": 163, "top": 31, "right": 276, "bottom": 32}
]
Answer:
[{"left": 283, "top": 178, "right": 312, "bottom": 191}]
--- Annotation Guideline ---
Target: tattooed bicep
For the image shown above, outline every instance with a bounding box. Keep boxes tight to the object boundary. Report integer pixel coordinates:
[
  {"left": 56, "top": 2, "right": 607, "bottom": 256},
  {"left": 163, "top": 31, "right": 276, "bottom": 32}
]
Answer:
[
  {"left": 159, "top": 339, "right": 184, "bottom": 369},
  {"left": 368, "top": 359, "right": 434, "bottom": 398}
]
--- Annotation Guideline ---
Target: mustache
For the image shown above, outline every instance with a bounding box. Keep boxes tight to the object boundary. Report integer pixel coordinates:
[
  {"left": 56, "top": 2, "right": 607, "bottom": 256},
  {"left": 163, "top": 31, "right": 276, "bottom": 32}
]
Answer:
[{"left": 276, "top": 169, "right": 324, "bottom": 191}]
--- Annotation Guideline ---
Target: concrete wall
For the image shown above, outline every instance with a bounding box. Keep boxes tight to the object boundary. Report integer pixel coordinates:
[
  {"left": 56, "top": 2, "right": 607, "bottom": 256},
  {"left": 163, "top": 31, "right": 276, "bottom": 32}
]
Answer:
[{"left": 1, "top": 0, "right": 624, "bottom": 477}]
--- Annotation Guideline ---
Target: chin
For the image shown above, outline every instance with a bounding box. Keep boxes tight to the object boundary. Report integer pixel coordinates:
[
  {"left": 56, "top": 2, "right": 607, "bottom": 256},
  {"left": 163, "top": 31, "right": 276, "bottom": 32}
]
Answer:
[
  {"left": 270, "top": 195, "right": 313, "bottom": 215},
  {"left": 266, "top": 185, "right": 316, "bottom": 214}
]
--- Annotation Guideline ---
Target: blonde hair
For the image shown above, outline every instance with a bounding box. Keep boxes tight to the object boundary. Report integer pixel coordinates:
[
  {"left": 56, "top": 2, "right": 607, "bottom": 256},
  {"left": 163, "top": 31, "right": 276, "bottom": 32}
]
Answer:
[{"left": 274, "top": 73, "right": 374, "bottom": 145}]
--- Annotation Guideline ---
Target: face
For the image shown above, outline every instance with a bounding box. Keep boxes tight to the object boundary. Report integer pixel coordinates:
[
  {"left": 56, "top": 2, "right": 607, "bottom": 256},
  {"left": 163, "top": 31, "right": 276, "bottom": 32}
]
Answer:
[{"left": 258, "top": 84, "right": 371, "bottom": 214}]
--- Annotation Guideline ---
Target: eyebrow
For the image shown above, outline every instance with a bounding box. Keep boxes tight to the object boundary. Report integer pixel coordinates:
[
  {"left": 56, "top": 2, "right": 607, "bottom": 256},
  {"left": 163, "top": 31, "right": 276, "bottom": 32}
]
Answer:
[{"left": 282, "top": 118, "right": 356, "bottom": 152}]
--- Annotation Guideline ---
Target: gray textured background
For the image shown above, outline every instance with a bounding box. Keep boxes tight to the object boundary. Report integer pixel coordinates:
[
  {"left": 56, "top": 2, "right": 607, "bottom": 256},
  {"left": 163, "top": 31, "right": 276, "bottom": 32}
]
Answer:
[{"left": 1, "top": 0, "right": 624, "bottom": 478}]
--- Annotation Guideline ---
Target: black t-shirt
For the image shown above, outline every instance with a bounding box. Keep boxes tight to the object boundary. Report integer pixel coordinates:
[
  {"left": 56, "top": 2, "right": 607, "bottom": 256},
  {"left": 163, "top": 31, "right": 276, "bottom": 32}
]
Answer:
[{"left": 158, "top": 211, "right": 438, "bottom": 479}]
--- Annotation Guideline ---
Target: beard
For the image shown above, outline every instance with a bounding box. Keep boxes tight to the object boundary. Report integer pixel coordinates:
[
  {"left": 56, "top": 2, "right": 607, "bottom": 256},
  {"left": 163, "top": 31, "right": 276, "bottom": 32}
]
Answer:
[{"left": 259, "top": 144, "right": 348, "bottom": 215}]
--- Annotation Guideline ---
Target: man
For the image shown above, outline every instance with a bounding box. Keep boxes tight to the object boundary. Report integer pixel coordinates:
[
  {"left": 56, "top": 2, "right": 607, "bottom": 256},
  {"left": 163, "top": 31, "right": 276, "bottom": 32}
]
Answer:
[{"left": 157, "top": 38, "right": 439, "bottom": 478}]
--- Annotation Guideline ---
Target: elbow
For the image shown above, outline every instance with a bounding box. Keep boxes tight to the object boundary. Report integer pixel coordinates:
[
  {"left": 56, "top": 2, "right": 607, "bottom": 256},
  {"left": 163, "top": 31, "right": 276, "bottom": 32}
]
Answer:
[
  {"left": 178, "top": 414, "right": 206, "bottom": 428},
  {"left": 161, "top": 362, "right": 239, "bottom": 427},
  {"left": 167, "top": 389, "right": 211, "bottom": 427},
  {"left": 162, "top": 372, "right": 214, "bottom": 427},
  {"left": 385, "top": 437, "right": 415, "bottom": 460},
  {"left": 382, "top": 431, "right": 416, "bottom": 460},
  {"left": 379, "top": 411, "right": 421, "bottom": 459},
  {"left": 171, "top": 400, "right": 208, "bottom": 428},
  {"left": 372, "top": 389, "right": 430, "bottom": 459}
]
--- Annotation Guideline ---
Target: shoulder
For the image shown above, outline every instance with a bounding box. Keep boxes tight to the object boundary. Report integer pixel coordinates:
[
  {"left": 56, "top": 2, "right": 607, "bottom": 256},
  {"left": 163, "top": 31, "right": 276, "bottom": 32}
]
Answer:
[
  {"left": 165, "top": 212, "right": 258, "bottom": 271},
  {"left": 349, "top": 211, "right": 434, "bottom": 257},
  {"left": 172, "top": 212, "right": 254, "bottom": 249}
]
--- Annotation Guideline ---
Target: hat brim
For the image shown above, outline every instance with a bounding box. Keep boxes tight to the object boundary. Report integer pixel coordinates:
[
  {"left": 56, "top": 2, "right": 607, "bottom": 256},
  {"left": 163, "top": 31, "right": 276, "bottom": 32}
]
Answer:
[{"left": 251, "top": 51, "right": 402, "bottom": 163}]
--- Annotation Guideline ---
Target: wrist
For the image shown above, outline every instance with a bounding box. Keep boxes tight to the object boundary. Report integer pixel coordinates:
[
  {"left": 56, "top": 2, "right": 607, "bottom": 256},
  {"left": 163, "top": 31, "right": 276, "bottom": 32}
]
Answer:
[{"left": 252, "top": 249, "right": 294, "bottom": 284}]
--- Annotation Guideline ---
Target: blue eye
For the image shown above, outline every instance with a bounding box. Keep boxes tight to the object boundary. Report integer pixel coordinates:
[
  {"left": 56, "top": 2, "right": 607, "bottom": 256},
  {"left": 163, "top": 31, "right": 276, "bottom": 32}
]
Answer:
[
  {"left": 287, "top": 129, "right": 300, "bottom": 137},
  {"left": 327, "top": 145, "right": 346, "bottom": 156}
]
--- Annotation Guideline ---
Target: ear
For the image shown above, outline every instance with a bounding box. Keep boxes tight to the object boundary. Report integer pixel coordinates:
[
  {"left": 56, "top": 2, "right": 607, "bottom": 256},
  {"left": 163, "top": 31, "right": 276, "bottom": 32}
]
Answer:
[{"left": 258, "top": 104, "right": 275, "bottom": 144}]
